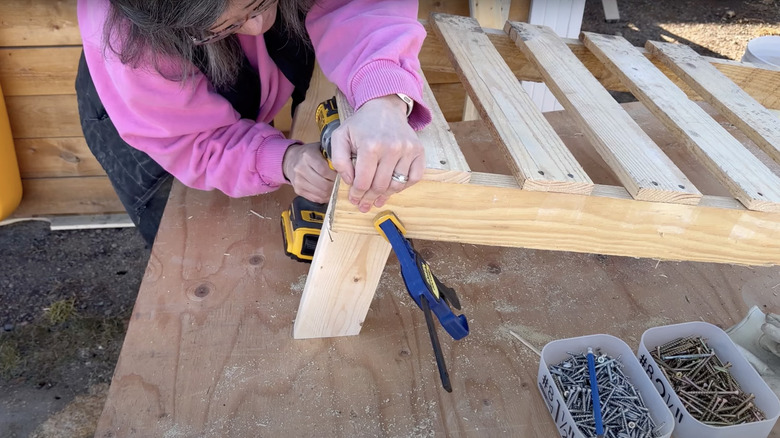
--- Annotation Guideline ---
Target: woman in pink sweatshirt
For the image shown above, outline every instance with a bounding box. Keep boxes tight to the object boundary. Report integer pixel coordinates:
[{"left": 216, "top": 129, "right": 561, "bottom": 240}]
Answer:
[{"left": 76, "top": 0, "right": 432, "bottom": 246}]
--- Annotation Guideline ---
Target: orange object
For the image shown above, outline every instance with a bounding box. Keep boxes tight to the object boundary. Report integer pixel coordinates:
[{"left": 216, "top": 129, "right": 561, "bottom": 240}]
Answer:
[{"left": 0, "top": 82, "right": 22, "bottom": 220}]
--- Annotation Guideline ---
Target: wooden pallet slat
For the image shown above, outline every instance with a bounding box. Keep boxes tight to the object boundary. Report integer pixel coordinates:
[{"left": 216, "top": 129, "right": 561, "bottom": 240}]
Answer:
[
  {"left": 431, "top": 13, "right": 593, "bottom": 194},
  {"left": 417, "top": 70, "right": 472, "bottom": 182},
  {"left": 647, "top": 41, "right": 780, "bottom": 165},
  {"left": 418, "top": 23, "right": 780, "bottom": 111},
  {"left": 507, "top": 22, "right": 701, "bottom": 205},
  {"left": 582, "top": 32, "right": 780, "bottom": 213}
]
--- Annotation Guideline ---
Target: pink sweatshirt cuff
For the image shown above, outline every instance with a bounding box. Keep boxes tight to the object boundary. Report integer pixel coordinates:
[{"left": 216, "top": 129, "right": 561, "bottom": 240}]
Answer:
[
  {"left": 256, "top": 135, "right": 298, "bottom": 188},
  {"left": 350, "top": 59, "right": 433, "bottom": 131}
]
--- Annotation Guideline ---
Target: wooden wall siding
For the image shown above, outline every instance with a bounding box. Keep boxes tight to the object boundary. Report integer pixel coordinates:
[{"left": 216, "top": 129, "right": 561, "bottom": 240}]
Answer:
[{"left": 4, "top": 1, "right": 779, "bottom": 218}]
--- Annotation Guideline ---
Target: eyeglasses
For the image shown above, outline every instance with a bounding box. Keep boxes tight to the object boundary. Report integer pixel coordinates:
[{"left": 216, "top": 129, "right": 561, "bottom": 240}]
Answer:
[{"left": 190, "top": 0, "right": 277, "bottom": 46}]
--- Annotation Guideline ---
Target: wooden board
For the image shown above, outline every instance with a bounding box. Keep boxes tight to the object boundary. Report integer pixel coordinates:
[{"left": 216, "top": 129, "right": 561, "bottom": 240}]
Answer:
[
  {"left": 583, "top": 32, "right": 780, "bottom": 213},
  {"left": 6, "top": 94, "right": 81, "bottom": 139},
  {"left": 647, "top": 41, "right": 780, "bottom": 166},
  {"left": 0, "top": 47, "right": 80, "bottom": 96},
  {"left": 431, "top": 13, "right": 593, "bottom": 194},
  {"left": 15, "top": 137, "right": 103, "bottom": 178},
  {"left": 10, "top": 177, "right": 123, "bottom": 217},
  {"left": 0, "top": 0, "right": 81, "bottom": 47},
  {"left": 95, "top": 133, "right": 780, "bottom": 438},
  {"left": 508, "top": 23, "right": 700, "bottom": 205}
]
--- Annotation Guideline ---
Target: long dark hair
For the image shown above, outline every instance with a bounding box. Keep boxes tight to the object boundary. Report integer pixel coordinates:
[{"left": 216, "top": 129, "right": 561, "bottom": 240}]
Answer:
[{"left": 104, "top": 0, "right": 315, "bottom": 88}]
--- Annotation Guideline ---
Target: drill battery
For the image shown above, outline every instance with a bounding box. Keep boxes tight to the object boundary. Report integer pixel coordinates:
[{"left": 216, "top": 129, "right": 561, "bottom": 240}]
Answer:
[{"left": 281, "top": 196, "right": 327, "bottom": 262}]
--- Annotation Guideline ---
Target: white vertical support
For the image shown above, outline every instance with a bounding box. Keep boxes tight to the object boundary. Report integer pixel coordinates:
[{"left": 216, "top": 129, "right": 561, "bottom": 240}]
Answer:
[
  {"left": 602, "top": 0, "right": 620, "bottom": 22},
  {"left": 523, "top": 0, "right": 586, "bottom": 112}
]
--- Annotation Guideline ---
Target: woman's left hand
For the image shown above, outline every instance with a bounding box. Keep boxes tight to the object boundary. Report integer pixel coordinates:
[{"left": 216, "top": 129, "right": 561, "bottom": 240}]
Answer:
[{"left": 329, "top": 95, "right": 424, "bottom": 213}]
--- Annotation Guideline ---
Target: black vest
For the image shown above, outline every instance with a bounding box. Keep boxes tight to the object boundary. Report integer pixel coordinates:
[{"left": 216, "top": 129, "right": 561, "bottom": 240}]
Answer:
[{"left": 194, "top": 7, "right": 315, "bottom": 121}]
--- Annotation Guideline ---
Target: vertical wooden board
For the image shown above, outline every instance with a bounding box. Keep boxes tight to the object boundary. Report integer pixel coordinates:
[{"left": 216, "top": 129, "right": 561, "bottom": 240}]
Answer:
[
  {"left": 583, "top": 32, "right": 780, "bottom": 213},
  {"left": 647, "top": 41, "right": 780, "bottom": 165},
  {"left": 293, "top": 190, "right": 392, "bottom": 338},
  {"left": 6, "top": 94, "right": 81, "bottom": 139},
  {"left": 290, "top": 69, "right": 391, "bottom": 339},
  {"left": 431, "top": 13, "right": 593, "bottom": 194},
  {"left": 15, "top": 137, "right": 104, "bottom": 178},
  {"left": 508, "top": 23, "right": 700, "bottom": 205},
  {"left": 0, "top": 0, "right": 81, "bottom": 47},
  {"left": 0, "top": 47, "right": 80, "bottom": 97}
]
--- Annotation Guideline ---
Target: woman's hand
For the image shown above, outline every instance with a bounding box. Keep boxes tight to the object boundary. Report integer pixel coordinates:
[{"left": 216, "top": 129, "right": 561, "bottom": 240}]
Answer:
[
  {"left": 330, "top": 95, "right": 424, "bottom": 213},
  {"left": 282, "top": 142, "right": 337, "bottom": 203}
]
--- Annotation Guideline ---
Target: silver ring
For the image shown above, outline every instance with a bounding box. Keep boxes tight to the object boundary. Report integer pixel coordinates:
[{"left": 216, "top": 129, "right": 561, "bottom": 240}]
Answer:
[{"left": 391, "top": 171, "right": 408, "bottom": 184}]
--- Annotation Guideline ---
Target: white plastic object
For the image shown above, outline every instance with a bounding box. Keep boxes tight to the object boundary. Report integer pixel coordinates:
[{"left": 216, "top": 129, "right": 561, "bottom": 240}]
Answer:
[
  {"left": 538, "top": 334, "right": 675, "bottom": 438},
  {"left": 741, "top": 35, "right": 780, "bottom": 68},
  {"left": 638, "top": 321, "right": 780, "bottom": 438}
]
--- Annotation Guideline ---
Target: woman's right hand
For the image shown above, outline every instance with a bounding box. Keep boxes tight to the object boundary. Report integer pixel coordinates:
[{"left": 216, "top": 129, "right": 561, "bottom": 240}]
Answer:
[{"left": 282, "top": 142, "right": 337, "bottom": 203}]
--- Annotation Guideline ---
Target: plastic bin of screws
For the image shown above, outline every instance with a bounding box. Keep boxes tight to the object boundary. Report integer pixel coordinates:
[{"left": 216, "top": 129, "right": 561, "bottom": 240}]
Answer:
[
  {"left": 638, "top": 321, "right": 780, "bottom": 438},
  {"left": 538, "top": 334, "right": 674, "bottom": 438}
]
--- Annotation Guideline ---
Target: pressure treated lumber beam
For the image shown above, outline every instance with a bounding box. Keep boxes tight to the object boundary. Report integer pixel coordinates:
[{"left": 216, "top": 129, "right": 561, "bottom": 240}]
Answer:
[
  {"left": 582, "top": 32, "right": 780, "bottom": 213},
  {"left": 418, "top": 21, "right": 780, "bottom": 110},
  {"left": 647, "top": 41, "right": 780, "bottom": 166},
  {"left": 431, "top": 13, "right": 593, "bottom": 194},
  {"left": 330, "top": 174, "right": 780, "bottom": 266},
  {"left": 507, "top": 23, "right": 700, "bottom": 205}
]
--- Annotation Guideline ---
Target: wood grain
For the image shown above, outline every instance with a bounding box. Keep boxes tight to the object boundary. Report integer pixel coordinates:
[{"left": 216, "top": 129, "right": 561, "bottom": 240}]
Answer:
[
  {"left": 15, "top": 137, "right": 103, "bottom": 178},
  {"left": 10, "top": 176, "right": 122, "bottom": 217},
  {"left": 583, "top": 32, "right": 780, "bottom": 213},
  {"left": 647, "top": 40, "right": 780, "bottom": 166},
  {"left": 6, "top": 94, "right": 81, "bottom": 139},
  {"left": 0, "top": 0, "right": 81, "bottom": 47},
  {"left": 0, "top": 47, "right": 80, "bottom": 96},
  {"left": 294, "top": 180, "right": 392, "bottom": 338},
  {"left": 508, "top": 23, "right": 700, "bottom": 205},
  {"left": 431, "top": 13, "right": 593, "bottom": 194}
]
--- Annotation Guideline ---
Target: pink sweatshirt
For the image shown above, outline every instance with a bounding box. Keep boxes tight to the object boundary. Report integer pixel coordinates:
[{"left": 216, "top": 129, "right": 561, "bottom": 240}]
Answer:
[{"left": 77, "top": 0, "right": 432, "bottom": 197}]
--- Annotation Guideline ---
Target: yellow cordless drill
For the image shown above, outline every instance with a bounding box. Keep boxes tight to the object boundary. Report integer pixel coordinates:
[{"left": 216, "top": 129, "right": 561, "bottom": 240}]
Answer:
[{"left": 280, "top": 97, "right": 339, "bottom": 262}]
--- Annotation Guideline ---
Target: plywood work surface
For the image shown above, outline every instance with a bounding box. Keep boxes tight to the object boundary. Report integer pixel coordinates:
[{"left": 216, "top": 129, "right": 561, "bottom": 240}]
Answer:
[{"left": 97, "top": 120, "right": 780, "bottom": 437}]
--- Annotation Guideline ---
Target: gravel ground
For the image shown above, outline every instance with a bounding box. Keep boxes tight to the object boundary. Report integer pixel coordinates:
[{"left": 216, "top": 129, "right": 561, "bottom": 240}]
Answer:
[{"left": 1, "top": 1, "right": 779, "bottom": 437}]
